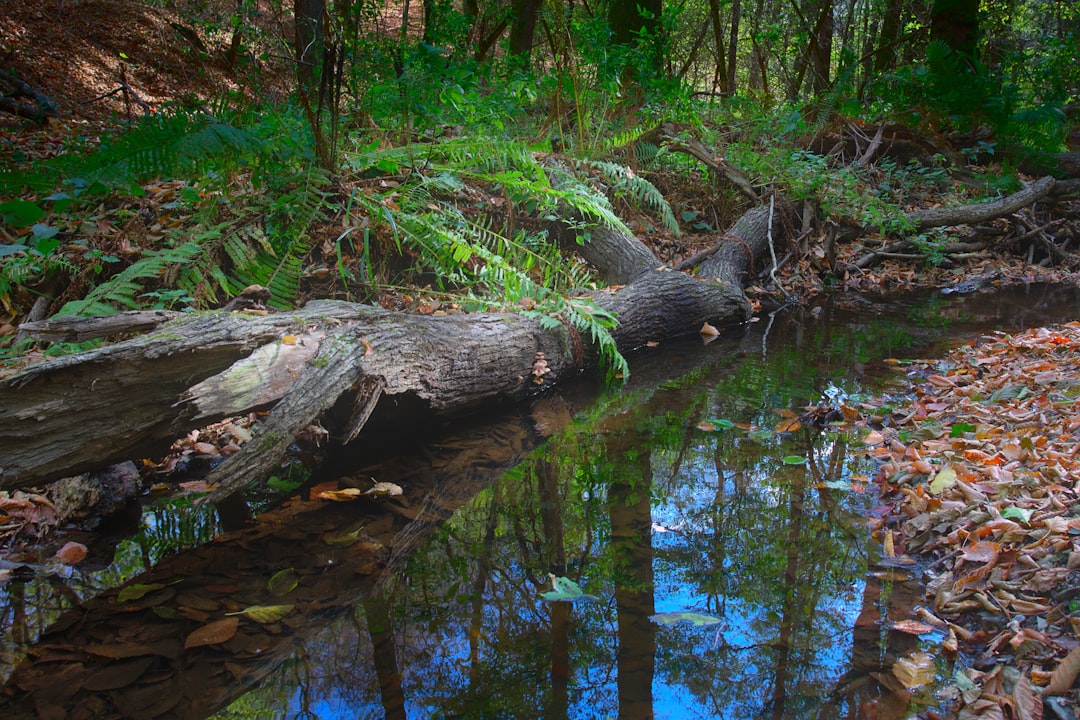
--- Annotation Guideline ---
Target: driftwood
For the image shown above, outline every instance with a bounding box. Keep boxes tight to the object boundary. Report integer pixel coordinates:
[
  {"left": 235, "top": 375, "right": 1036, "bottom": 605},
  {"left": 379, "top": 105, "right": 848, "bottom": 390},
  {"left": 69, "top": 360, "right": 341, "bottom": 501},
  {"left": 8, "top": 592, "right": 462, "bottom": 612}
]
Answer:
[{"left": 0, "top": 201, "right": 792, "bottom": 497}]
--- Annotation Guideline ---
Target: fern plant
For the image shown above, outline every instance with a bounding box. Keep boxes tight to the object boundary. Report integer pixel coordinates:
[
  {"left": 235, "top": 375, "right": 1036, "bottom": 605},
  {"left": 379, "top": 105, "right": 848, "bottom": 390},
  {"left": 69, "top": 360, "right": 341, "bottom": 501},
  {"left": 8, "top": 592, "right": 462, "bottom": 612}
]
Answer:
[
  {"left": 342, "top": 137, "right": 645, "bottom": 377},
  {"left": 58, "top": 237, "right": 209, "bottom": 317}
]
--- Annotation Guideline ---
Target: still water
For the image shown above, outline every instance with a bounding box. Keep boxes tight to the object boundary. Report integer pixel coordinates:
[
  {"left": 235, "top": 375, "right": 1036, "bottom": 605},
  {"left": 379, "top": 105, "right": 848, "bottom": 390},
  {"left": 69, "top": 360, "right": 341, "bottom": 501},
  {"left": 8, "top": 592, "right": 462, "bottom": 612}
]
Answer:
[{"left": 1, "top": 284, "right": 1077, "bottom": 719}]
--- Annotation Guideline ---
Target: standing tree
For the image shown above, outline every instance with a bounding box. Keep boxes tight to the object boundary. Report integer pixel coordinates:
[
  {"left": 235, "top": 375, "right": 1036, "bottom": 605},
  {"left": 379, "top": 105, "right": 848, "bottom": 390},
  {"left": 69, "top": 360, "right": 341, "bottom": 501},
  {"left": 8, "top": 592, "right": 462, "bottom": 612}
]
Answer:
[
  {"left": 508, "top": 0, "right": 543, "bottom": 64},
  {"left": 930, "top": 0, "right": 979, "bottom": 62},
  {"left": 608, "top": 0, "right": 665, "bottom": 75}
]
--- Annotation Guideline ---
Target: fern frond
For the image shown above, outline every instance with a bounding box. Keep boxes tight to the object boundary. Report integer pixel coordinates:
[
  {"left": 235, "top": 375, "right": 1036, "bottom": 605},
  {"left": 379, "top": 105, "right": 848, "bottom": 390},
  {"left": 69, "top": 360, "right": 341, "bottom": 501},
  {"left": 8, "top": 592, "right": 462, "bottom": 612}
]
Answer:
[
  {"left": 578, "top": 159, "right": 680, "bottom": 236},
  {"left": 58, "top": 239, "right": 207, "bottom": 317}
]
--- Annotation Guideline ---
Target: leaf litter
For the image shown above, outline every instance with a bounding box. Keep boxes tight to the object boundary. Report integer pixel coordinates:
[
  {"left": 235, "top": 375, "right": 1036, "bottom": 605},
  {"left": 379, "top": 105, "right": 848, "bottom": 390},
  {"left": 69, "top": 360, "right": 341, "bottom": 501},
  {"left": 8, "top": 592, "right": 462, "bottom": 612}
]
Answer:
[{"left": 858, "top": 321, "right": 1080, "bottom": 718}]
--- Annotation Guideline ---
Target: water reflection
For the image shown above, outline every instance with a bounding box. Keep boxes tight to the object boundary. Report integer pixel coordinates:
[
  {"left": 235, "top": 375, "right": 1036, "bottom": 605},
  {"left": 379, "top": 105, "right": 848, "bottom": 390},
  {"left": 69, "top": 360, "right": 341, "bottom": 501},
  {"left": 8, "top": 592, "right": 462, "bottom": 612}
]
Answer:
[{"left": 2, "top": 284, "right": 1080, "bottom": 719}]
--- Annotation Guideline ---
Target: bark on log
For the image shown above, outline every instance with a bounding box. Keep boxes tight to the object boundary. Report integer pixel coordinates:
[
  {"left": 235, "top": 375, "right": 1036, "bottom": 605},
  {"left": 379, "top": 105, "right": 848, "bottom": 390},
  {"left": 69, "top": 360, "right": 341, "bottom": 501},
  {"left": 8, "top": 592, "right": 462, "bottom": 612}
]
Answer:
[{"left": 0, "top": 199, "right": 787, "bottom": 496}]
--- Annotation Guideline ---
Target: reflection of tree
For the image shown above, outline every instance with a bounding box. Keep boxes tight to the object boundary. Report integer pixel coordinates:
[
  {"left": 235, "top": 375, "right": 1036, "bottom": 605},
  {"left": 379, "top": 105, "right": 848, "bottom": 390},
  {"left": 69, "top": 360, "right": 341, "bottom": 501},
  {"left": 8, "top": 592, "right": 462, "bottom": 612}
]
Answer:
[
  {"left": 766, "top": 463, "right": 807, "bottom": 718},
  {"left": 364, "top": 595, "right": 407, "bottom": 720},
  {"left": 606, "top": 434, "right": 656, "bottom": 720}
]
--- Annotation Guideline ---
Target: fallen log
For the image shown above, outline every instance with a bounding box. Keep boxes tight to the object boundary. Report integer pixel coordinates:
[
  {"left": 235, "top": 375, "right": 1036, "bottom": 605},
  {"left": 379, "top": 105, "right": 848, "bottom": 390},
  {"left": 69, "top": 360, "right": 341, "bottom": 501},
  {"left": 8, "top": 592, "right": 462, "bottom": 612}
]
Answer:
[
  {"left": 0, "top": 198, "right": 792, "bottom": 496},
  {"left": 853, "top": 176, "right": 1074, "bottom": 268}
]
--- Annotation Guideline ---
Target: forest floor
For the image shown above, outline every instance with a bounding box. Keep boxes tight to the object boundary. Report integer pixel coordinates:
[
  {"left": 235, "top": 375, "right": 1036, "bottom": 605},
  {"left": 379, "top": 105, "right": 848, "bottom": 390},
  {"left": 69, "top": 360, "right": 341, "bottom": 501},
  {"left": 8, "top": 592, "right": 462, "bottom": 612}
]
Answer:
[{"left": 2, "top": 2, "right": 1080, "bottom": 719}]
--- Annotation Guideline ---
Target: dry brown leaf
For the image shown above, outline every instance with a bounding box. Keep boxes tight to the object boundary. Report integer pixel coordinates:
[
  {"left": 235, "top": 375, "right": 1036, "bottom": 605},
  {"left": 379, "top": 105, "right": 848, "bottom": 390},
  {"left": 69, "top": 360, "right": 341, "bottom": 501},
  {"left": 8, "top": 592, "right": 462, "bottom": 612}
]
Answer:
[
  {"left": 184, "top": 617, "right": 240, "bottom": 649},
  {"left": 889, "top": 619, "right": 935, "bottom": 635},
  {"left": 699, "top": 322, "right": 719, "bottom": 337},
  {"left": 1013, "top": 673, "right": 1043, "bottom": 720},
  {"left": 54, "top": 541, "right": 88, "bottom": 565},
  {"left": 1044, "top": 644, "right": 1080, "bottom": 695}
]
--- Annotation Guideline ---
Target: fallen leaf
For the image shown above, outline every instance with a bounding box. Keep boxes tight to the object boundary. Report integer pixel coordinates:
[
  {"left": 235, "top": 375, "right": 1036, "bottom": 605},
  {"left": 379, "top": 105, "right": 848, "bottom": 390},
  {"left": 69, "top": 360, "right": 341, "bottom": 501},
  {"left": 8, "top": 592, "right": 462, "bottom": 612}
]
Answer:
[
  {"left": 184, "top": 617, "right": 239, "bottom": 649},
  {"left": 54, "top": 541, "right": 87, "bottom": 565},
  {"left": 889, "top": 619, "right": 935, "bottom": 635},
  {"left": 649, "top": 611, "right": 723, "bottom": 627},
  {"left": 267, "top": 568, "right": 299, "bottom": 596},
  {"left": 699, "top": 322, "right": 719, "bottom": 337},
  {"left": 226, "top": 605, "right": 295, "bottom": 623},
  {"left": 892, "top": 650, "right": 936, "bottom": 689},
  {"left": 929, "top": 466, "right": 957, "bottom": 494},
  {"left": 1037, "top": 625, "right": 1080, "bottom": 695}
]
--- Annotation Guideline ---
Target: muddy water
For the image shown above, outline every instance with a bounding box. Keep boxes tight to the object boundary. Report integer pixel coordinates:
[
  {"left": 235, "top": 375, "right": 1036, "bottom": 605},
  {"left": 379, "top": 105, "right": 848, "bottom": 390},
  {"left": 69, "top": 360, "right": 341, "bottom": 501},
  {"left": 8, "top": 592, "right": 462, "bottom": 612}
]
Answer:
[{"left": 1, "top": 283, "right": 1077, "bottom": 719}]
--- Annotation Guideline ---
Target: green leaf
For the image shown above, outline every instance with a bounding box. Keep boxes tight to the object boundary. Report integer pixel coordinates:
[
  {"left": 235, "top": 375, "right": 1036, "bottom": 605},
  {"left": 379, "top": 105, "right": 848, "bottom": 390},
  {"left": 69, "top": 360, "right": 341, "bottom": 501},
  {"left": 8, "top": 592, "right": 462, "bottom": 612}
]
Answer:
[
  {"left": 908, "top": 420, "right": 945, "bottom": 441},
  {"left": 226, "top": 604, "right": 295, "bottom": 623},
  {"left": 30, "top": 223, "right": 59, "bottom": 240},
  {"left": 267, "top": 475, "right": 303, "bottom": 492},
  {"left": 949, "top": 422, "right": 976, "bottom": 437},
  {"left": 649, "top": 611, "right": 724, "bottom": 627},
  {"left": 540, "top": 575, "right": 597, "bottom": 602},
  {"left": 782, "top": 455, "right": 807, "bottom": 465},
  {"left": 117, "top": 583, "right": 166, "bottom": 602},
  {"left": 1001, "top": 506, "right": 1033, "bottom": 523},
  {"left": 0, "top": 199, "right": 45, "bottom": 227},
  {"left": 267, "top": 568, "right": 300, "bottom": 596},
  {"left": 702, "top": 418, "right": 735, "bottom": 430}
]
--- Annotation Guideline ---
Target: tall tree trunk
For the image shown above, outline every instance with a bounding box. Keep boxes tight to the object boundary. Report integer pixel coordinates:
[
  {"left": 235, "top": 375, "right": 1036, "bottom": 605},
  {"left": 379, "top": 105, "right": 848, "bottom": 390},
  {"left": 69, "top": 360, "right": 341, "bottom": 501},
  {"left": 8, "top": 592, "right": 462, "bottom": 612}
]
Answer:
[
  {"left": 608, "top": 0, "right": 665, "bottom": 75},
  {"left": 811, "top": 0, "right": 834, "bottom": 95},
  {"left": 708, "top": 0, "right": 728, "bottom": 95},
  {"left": 930, "top": 0, "right": 979, "bottom": 62},
  {"left": 294, "top": 0, "right": 324, "bottom": 96},
  {"left": 873, "top": 0, "right": 904, "bottom": 73},
  {"left": 508, "top": 0, "right": 543, "bottom": 64},
  {"left": 726, "top": 0, "right": 741, "bottom": 95}
]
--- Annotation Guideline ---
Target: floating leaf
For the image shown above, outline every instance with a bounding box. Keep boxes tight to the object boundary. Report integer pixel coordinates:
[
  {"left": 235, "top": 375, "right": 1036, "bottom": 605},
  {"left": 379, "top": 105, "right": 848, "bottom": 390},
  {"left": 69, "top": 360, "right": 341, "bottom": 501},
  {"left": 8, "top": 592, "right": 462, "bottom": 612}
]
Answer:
[
  {"left": 226, "top": 604, "right": 295, "bottom": 623},
  {"left": 781, "top": 455, "right": 807, "bottom": 465},
  {"left": 267, "top": 568, "right": 299, "bottom": 596},
  {"left": 649, "top": 611, "right": 723, "bottom": 627},
  {"left": 364, "top": 482, "right": 403, "bottom": 497},
  {"left": 184, "top": 617, "right": 239, "bottom": 649},
  {"left": 315, "top": 487, "right": 365, "bottom": 501},
  {"left": 775, "top": 418, "right": 802, "bottom": 433},
  {"left": 697, "top": 418, "right": 735, "bottom": 432},
  {"left": 888, "top": 619, "right": 936, "bottom": 635},
  {"left": 540, "top": 575, "right": 597, "bottom": 602},
  {"left": 892, "top": 650, "right": 936, "bottom": 689},
  {"left": 55, "top": 541, "right": 88, "bottom": 565},
  {"left": 929, "top": 466, "right": 957, "bottom": 494}
]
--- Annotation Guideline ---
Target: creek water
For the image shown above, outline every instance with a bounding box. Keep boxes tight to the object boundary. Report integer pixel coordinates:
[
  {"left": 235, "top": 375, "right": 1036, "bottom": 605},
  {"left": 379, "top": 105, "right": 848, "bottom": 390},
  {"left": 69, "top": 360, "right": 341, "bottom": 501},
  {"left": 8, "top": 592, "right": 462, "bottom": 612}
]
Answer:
[{"left": 1, "top": 283, "right": 1078, "bottom": 719}]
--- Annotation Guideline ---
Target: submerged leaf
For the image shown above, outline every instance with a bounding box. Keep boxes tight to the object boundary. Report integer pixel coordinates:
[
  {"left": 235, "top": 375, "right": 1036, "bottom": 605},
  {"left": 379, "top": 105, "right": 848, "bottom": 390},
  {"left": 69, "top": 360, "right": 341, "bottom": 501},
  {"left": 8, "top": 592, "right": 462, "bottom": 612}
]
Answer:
[
  {"left": 892, "top": 650, "right": 936, "bottom": 689},
  {"left": 226, "top": 604, "right": 295, "bottom": 623},
  {"left": 267, "top": 568, "right": 300, "bottom": 596},
  {"left": 184, "top": 617, "right": 239, "bottom": 649},
  {"left": 781, "top": 455, "right": 807, "bottom": 465}
]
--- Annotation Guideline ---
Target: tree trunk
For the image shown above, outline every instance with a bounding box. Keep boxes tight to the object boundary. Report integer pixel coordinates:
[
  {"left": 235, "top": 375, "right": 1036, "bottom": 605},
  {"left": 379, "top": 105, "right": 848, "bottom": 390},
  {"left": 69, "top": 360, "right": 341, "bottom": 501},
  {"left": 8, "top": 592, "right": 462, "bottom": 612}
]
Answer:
[
  {"left": 608, "top": 0, "right": 665, "bottom": 74},
  {"left": 707, "top": 0, "right": 728, "bottom": 95},
  {"left": 293, "top": 0, "right": 324, "bottom": 96},
  {"left": 726, "top": 0, "right": 741, "bottom": 95},
  {"left": 1, "top": 199, "right": 789, "bottom": 495},
  {"left": 508, "top": 0, "right": 543, "bottom": 63},
  {"left": 930, "top": 0, "right": 979, "bottom": 62}
]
